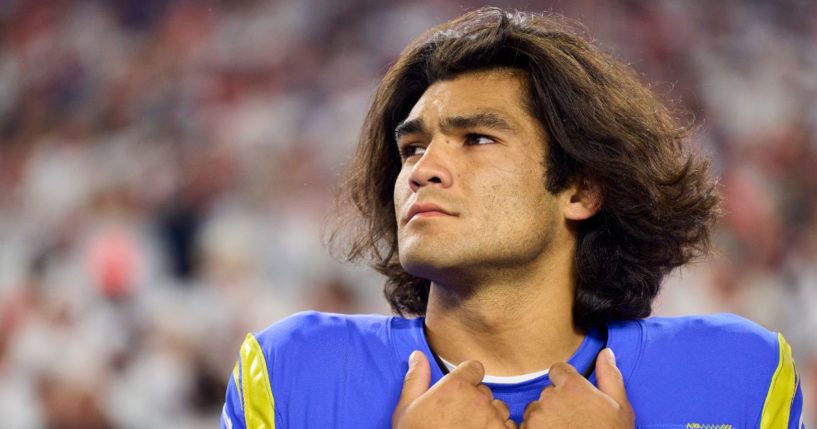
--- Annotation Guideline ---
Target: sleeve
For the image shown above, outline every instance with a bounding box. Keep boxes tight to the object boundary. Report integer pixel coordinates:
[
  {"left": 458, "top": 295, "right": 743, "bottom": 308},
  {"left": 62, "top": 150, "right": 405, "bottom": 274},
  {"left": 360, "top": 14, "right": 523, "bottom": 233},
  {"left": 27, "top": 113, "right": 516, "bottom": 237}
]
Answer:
[
  {"left": 757, "top": 333, "right": 805, "bottom": 429},
  {"left": 221, "top": 361, "right": 245, "bottom": 429},
  {"left": 221, "top": 333, "right": 279, "bottom": 429},
  {"left": 789, "top": 375, "right": 805, "bottom": 429}
]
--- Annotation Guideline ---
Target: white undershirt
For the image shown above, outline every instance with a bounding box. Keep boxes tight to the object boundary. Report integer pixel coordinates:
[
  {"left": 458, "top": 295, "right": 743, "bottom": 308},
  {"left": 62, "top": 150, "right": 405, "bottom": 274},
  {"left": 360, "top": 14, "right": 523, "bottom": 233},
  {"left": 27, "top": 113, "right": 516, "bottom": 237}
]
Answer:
[{"left": 439, "top": 356, "right": 550, "bottom": 384}]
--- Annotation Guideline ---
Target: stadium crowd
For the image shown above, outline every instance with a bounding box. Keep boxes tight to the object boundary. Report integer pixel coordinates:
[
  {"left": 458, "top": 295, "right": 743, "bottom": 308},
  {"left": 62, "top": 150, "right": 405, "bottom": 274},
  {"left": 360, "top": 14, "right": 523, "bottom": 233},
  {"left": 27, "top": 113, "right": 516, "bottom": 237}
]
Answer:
[{"left": 0, "top": 0, "right": 814, "bottom": 427}]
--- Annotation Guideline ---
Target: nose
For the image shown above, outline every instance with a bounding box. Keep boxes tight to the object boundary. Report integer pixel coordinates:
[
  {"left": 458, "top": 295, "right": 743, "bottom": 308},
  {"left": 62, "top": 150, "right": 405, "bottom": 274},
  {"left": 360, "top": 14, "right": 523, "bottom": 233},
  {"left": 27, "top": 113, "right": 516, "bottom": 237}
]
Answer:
[{"left": 408, "top": 141, "right": 453, "bottom": 193}]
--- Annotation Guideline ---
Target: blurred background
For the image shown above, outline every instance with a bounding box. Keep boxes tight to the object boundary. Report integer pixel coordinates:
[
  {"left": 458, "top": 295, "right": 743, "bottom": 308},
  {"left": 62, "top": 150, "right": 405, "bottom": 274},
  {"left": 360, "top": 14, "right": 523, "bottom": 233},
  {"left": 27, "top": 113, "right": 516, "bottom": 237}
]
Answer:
[{"left": 0, "top": 0, "right": 814, "bottom": 427}]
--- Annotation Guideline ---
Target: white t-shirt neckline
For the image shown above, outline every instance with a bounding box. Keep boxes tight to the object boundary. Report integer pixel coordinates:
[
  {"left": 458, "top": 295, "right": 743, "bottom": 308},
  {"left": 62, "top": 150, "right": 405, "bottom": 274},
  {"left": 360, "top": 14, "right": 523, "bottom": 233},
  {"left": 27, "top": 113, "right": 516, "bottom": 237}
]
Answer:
[{"left": 438, "top": 356, "right": 550, "bottom": 384}]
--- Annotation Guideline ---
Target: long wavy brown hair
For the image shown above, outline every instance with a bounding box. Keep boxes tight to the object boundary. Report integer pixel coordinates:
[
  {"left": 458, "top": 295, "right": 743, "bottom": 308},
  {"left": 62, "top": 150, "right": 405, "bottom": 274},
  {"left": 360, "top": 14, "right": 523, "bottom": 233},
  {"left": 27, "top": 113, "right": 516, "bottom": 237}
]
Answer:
[{"left": 329, "top": 7, "right": 720, "bottom": 330}]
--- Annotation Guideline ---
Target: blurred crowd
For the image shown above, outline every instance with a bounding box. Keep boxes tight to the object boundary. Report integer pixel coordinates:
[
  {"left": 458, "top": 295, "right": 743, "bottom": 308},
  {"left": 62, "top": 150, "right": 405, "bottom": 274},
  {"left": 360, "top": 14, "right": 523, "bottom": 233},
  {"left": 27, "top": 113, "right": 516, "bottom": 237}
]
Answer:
[{"left": 0, "top": 0, "right": 814, "bottom": 427}]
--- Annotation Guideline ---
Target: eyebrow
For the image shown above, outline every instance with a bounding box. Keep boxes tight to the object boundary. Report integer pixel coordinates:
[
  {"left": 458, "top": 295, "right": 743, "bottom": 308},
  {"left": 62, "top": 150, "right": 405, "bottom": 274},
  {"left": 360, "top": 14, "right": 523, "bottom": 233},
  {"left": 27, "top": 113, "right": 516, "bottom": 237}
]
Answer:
[
  {"left": 441, "top": 112, "right": 515, "bottom": 134},
  {"left": 394, "top": 118, "right": 428, "bottom": 142},
  {"left": 394, "top": 112, "right": 516, "bottom": 142}
]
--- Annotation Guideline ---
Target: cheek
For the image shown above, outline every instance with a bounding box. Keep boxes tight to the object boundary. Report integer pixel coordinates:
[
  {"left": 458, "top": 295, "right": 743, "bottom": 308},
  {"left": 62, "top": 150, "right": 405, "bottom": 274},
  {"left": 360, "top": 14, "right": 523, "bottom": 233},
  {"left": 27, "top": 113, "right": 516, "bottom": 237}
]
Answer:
[
  {"left": 393, "top": 170, "right": 411, "bottom": 213},
  {"left": 479, "top": 167, "right": 540, "bottom": 208},
  {"left": 478, "top": 172, "right": 552, "bottom": 231}
]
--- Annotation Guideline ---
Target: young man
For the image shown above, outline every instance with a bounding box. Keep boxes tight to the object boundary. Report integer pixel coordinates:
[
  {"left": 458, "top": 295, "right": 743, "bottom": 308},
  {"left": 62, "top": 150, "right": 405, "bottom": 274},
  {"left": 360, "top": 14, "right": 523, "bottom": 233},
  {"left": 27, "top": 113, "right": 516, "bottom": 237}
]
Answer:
[{"left": 222, "top": 7, "right": 804, "bottom": 428}]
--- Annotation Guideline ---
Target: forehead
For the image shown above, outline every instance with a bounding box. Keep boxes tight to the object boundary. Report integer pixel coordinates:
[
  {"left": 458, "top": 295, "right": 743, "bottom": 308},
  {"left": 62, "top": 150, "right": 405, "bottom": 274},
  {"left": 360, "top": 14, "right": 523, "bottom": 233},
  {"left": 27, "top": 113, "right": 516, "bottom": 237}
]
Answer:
[{"left": 405, "top": 69, "right": 534, "bottom": 125}]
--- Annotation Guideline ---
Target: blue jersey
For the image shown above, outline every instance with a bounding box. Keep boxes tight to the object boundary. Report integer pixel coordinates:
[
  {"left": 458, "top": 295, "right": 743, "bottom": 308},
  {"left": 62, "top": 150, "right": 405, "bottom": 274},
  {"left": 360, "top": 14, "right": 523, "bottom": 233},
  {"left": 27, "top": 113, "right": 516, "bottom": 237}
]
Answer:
[{"left": 221, "top": 311, "right": 804, "bottom": 428}]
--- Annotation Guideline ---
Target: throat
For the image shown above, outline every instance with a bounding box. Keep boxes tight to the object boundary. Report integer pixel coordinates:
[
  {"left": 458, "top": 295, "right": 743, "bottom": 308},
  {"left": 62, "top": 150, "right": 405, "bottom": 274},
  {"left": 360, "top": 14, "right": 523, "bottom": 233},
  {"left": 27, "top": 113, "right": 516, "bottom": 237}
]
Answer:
[
  {"left": 422, "top": 315, "right": 586, "bottom": 377},
  {"left": 426, "top": 327, "right": 606, "bottom": 383},
  {"left": 423, "top": 281, "right": 584, "bottom": 376}
]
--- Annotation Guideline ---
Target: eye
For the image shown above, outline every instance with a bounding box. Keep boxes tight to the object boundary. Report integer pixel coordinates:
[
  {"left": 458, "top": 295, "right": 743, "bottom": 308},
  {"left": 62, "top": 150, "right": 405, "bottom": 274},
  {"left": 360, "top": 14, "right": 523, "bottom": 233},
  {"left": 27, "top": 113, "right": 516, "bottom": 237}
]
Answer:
[
  {"left": 399, "top": 144, "right": 426, "bottom": 160},
  {"left": 465, "top": 134, "right": 497, "bottom": 146}
]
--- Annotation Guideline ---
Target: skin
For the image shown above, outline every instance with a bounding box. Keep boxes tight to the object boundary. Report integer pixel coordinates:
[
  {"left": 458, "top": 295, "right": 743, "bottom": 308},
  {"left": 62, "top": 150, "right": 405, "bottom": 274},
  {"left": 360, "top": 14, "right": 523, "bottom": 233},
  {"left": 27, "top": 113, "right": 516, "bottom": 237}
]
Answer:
[
  {"left": 390, "top": 69, "right": 634, "bottom": 428},
  {"left": 393, "top": 352, "right": 517, "bottom": 429},
  {"left": 521, "top": 350, "right": 634, "bottom": 429}
]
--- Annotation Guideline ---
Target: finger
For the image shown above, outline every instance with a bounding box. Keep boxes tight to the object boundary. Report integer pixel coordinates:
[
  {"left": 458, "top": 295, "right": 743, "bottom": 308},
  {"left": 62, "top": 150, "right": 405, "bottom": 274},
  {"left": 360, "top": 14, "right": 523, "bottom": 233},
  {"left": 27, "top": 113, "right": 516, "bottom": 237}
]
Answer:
[
  {"left": 395, "top": 351, "right": 431, "bottom": 413},
  {"left": 536, "top": 384, "right": 554, "bottom": 401},
  {"left": 505, "top": 419, "right": 518, "bottom": 429},
  {"left": 547, "top": 361, "right": 579, "bottom": 387},
  {"left": 449, "top": 359, "right": 486, "bottom": 386},
  {"left": 522, "top": 400, "right": 538, "bottom": 422},
  {"left": 491, "top": 399, "right": 510, "bottom": 421},
  {"left": 595, "top": 348, "right": 629, "bottom": 406},
  {"left": 477, "top": 384, "right": 494, "bottom": 400}
]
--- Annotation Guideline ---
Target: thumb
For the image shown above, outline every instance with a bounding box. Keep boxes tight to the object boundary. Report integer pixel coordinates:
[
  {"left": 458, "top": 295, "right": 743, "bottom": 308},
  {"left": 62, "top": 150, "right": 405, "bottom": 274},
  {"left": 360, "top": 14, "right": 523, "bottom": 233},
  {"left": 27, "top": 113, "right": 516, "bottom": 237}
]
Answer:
[
  {"left": 595, "top": 348, "right": 629, "bottom": 406},
  {"left": 395, "top": 351, "right": 431, "bottom": 412},
  {"left": 448, "top": 359, "right": 486, "bottom": 386}
]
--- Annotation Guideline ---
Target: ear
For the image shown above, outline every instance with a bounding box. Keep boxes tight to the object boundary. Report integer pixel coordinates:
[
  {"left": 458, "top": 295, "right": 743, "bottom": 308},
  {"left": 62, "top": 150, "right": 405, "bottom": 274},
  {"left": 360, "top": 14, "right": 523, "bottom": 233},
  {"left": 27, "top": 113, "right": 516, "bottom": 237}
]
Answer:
[{"left": 560, "top": 178, "right": 602, "bottom": 221}]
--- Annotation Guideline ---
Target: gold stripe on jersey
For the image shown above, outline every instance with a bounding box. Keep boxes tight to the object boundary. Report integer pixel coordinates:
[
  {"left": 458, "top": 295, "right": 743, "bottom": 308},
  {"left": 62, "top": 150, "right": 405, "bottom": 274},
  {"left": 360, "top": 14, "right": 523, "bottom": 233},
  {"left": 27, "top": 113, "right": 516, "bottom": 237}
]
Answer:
[
  {"left": 760, "top": 333, "right": 796, "bottom": 429},
  {"left": 232, "top": 360, "right": 243, "bottom": 409},
  {"left": 240, "top": 333, "right": 276, "bottom": 428}
]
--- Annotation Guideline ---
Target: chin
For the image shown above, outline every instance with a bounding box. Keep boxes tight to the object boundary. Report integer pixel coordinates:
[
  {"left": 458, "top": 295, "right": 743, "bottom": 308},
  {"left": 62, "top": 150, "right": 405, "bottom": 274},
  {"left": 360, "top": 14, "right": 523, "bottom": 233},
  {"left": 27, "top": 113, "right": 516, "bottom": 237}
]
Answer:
[
  {"left": 399, "top": 244, "right": 465, "bottom": 282},
  {"left": 400, "top": 244, "right": 442, "bottom": 271}
]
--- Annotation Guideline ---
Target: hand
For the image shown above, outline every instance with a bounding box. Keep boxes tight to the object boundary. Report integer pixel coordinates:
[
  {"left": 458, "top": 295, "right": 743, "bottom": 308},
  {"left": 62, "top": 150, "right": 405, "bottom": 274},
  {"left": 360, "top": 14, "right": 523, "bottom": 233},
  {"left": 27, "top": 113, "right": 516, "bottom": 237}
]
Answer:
[
  {"left": 392, "top": 351, "right": 517, "bottom": 429},
  {"left": 521, "top": 348, "right": 634, "bottom": 428}
]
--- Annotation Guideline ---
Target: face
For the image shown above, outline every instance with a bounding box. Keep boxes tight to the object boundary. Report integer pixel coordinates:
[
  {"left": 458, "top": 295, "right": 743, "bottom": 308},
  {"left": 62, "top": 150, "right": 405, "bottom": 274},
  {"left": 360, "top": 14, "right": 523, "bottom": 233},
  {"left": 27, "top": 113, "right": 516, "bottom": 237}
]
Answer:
[{"left": 393, "top": 69, "right": 566, "bottom": 282}]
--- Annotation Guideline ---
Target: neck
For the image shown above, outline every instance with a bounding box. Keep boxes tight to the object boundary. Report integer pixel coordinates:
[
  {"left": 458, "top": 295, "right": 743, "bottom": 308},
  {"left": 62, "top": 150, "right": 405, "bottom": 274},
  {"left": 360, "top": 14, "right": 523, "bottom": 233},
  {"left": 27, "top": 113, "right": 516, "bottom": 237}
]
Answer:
[{"left": 423, "top": 244, "right": 584, "bottom": 376}]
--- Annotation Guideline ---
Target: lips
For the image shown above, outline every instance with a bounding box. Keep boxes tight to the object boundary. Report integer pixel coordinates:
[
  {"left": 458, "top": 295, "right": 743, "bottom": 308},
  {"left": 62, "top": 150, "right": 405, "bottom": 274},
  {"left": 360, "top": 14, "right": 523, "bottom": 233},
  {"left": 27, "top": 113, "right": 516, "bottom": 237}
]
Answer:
[{"left": 405, "top": 202, "right": 454, "bottom": 222}]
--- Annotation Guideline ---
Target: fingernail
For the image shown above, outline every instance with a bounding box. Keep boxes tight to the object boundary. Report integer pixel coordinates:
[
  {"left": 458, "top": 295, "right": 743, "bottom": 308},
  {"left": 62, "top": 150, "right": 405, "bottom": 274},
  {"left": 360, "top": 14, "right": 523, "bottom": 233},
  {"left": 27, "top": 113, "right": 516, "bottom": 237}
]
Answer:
[
  {"left": 409, "top": 351, "right": 419, "bottom": 368},
  {"left": 605, "top": 348, "right": 616, "bottom": 365}
]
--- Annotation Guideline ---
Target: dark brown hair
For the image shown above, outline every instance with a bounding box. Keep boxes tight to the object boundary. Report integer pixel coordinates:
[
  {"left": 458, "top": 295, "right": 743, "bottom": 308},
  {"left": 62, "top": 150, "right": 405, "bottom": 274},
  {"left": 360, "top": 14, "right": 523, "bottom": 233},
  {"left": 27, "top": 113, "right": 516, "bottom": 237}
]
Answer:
[{"left": 331, "top": 7, "right": 720, "bottom": 330}]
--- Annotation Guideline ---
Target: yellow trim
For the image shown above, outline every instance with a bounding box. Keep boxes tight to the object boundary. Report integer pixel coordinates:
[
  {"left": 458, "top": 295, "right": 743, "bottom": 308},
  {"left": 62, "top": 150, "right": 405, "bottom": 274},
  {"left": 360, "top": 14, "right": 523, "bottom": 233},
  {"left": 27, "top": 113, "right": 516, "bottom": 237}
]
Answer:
[
  {"left": 232, "top": 361, "right": 243, "bottom": 408},
  {"left": 760, "top": 333, "right": 796, "bottom": 429},
  {"left": 240, "top": 333, "right": 276, "bottom": 429}
]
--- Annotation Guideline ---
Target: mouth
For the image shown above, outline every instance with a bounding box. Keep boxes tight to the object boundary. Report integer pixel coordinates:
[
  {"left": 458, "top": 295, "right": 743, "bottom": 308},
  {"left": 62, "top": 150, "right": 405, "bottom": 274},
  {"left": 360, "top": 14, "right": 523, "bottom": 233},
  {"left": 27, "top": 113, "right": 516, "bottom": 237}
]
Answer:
[{"left": 405, "top": 202, "right": 455, "bottom": 222}]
